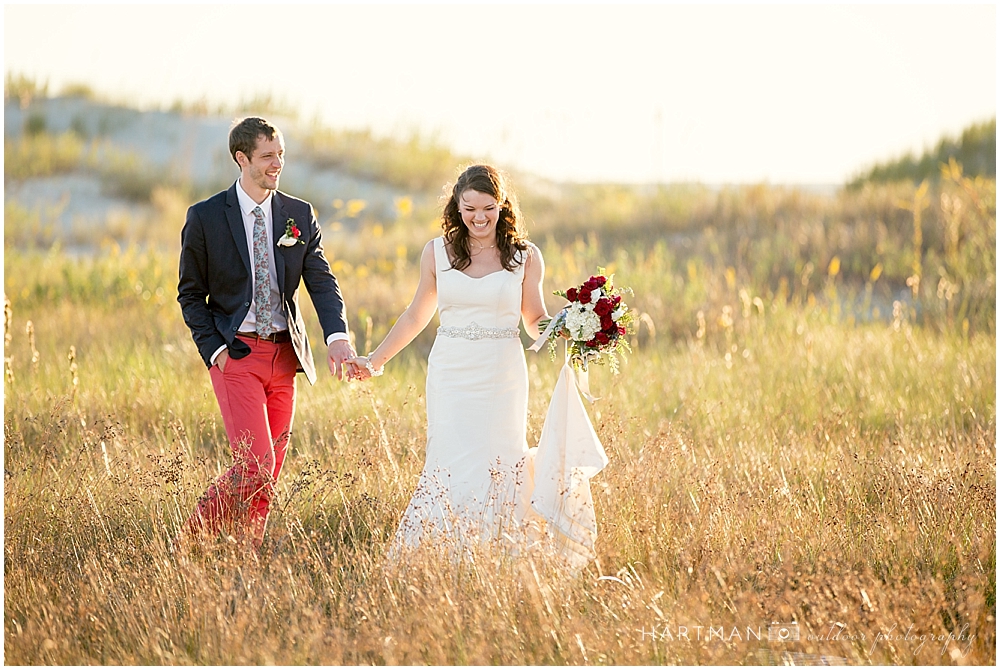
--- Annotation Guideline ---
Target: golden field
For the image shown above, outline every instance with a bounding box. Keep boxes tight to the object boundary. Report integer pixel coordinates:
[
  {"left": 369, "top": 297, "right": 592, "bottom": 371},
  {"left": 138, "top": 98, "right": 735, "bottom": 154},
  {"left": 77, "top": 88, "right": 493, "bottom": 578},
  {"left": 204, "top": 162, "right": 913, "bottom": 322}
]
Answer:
[{"left": 2, "top": 165, "right": 996, "bottom": 664}]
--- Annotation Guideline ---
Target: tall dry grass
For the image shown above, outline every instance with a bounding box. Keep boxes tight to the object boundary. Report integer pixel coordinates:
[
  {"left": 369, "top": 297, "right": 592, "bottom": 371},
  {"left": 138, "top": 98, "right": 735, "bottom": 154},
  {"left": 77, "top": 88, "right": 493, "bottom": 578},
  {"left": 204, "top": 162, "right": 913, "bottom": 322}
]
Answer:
[{"left": 4, "top": 237, "right": 995, "bottom": 665}]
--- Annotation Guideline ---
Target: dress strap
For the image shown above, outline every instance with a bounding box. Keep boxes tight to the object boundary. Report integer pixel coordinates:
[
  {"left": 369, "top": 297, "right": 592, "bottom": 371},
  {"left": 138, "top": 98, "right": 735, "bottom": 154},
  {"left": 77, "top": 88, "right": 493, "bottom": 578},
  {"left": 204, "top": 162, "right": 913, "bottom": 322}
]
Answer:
[
  {"left": 513, "top": 245, "right": 529, "bottom": 277},
  {"left": 433, "top": 236, "right": 451, "bottom": 273}
]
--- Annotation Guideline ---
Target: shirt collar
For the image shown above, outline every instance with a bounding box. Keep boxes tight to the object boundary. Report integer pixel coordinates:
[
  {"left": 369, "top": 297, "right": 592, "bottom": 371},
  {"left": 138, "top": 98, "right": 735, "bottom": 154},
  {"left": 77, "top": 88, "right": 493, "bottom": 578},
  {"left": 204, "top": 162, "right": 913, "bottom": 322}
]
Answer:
[{"left": 235, "top": 179, "right": 273, "bottom": 218}]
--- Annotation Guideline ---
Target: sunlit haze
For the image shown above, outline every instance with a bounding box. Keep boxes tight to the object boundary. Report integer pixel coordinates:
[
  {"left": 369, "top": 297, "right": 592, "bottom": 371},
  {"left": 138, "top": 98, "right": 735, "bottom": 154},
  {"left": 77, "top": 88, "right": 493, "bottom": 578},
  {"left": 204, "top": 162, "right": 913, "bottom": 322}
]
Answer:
[{"left": 4, "top": 3, "right": 996, "bottom": 184}]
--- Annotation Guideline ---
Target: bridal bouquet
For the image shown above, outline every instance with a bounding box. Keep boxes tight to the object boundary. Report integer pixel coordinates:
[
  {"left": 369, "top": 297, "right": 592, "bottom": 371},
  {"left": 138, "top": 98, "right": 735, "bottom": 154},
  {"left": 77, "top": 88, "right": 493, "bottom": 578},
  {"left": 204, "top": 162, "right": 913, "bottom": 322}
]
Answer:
[{"left": 534, "top": 269, "right": 635, "bottom": 372}]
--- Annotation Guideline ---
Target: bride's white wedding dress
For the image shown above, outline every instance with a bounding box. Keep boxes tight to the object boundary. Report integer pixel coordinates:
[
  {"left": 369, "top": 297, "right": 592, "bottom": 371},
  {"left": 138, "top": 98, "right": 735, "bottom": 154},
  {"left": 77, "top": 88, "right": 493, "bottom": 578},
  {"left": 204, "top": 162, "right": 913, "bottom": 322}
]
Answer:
[{"left": 390, "top": 237, "right": 608, "bottom": 568}]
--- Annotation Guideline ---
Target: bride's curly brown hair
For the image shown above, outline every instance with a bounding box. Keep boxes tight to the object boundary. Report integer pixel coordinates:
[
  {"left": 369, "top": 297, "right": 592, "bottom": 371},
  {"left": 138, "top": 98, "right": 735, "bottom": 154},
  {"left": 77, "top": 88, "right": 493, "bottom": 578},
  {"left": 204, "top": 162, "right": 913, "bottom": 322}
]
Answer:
[{"left": 440, "top": 164, "right": 529, "bottom": 272}]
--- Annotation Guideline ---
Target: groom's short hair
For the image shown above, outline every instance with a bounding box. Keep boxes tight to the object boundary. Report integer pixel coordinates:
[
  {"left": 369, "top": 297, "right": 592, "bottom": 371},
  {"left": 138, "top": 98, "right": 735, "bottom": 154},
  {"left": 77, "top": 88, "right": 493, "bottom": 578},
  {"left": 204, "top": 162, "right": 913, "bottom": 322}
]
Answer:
[{"left": 229, "top": 117, "right": 282, "bottom": 164}]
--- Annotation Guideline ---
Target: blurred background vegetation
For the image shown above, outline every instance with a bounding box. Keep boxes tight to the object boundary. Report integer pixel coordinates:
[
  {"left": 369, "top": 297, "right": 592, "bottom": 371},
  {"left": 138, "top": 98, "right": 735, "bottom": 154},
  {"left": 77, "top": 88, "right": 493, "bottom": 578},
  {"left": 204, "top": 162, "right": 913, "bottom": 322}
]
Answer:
[
  {"left": 848, "top": 118, "right": 995, "bottom": 187},
  {"left": 5, "top": 73, "right": 996, "bottom": 338}
]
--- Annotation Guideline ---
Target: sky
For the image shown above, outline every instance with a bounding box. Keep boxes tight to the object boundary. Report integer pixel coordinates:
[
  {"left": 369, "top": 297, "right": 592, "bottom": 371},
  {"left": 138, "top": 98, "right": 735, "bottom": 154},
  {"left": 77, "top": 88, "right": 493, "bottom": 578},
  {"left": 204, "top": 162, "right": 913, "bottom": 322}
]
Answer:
[{"left": 3, "top": 2, "right": 997, "bottom": 185}]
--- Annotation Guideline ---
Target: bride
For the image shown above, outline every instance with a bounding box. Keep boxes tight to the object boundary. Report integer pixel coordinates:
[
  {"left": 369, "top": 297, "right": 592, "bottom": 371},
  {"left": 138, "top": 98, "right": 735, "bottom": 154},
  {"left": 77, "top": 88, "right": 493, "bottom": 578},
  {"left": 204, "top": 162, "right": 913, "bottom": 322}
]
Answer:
[{"left": 351, "top": 164, "right": 606, "bottom": 567}]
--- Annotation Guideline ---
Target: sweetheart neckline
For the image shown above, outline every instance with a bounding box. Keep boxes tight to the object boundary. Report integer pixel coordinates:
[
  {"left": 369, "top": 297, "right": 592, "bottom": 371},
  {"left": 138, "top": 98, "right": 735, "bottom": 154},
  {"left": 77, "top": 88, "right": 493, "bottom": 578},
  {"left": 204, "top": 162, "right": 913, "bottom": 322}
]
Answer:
[{"left": 454, "top": 268, "right": 507, "bottom": 280}]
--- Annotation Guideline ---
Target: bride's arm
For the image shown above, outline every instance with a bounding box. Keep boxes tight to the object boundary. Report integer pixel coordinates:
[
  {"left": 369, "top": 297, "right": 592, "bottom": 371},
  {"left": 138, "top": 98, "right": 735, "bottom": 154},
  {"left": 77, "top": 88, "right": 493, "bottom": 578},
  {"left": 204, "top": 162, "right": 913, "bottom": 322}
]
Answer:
[
  {"left": 521, "top": 243, "right": 550, "bottom": 340},
  {"left": 364, "top": 240, "right": 438, "bottom": 372}
]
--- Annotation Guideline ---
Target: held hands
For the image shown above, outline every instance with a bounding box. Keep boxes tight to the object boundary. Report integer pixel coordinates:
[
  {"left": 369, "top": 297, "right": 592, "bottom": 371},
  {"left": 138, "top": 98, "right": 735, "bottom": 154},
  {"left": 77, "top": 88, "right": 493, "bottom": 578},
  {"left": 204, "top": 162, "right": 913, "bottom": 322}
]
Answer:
[
  {"left": 346, "top": 352, "right": 387, "bottom": 382},
  {"left": 345, "top": 354, "right": 386, "bottom": 382},
  {"left": 327, "top": 340, "right": 360, "bottom": 381},
  {"left": 348, "top": 356, "right": 374, "bottom": 382},
  {"left": 327, "top": 340, "right": 381, "bottom": 382}
]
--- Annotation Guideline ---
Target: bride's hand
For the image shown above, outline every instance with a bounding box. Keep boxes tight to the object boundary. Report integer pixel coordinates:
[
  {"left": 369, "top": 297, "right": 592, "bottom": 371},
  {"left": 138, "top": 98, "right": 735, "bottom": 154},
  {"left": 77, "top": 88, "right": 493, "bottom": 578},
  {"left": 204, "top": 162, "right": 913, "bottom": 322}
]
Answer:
[
  {"left": 347, "top": 356, "right": 373, "bottom": 381},
  {"left": 537, "top": 316, "right": 570, "bottom": 340}
]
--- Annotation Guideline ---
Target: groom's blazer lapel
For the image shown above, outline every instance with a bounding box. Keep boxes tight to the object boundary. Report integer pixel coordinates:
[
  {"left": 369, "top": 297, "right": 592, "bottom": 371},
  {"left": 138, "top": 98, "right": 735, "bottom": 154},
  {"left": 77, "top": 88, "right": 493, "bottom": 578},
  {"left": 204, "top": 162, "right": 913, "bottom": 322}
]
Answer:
[
  {"left": 271, "top": 192, "right": 288, "bottom": 291},
  {"left": 225, "top": 185, "right": 251, "bottom": 275}
]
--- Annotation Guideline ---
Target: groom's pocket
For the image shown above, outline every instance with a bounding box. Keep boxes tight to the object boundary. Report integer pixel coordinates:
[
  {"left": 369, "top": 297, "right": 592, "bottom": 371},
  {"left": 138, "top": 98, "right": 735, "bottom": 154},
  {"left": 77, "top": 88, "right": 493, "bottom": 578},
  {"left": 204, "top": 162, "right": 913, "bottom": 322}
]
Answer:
[{"left": 222, "top": 343, "right": 253, "bottom": 374}]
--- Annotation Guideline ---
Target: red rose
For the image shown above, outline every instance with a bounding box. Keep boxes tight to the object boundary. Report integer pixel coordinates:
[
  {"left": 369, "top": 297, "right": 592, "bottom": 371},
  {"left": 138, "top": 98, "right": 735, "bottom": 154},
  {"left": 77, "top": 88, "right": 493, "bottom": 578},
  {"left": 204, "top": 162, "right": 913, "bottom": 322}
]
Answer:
[
  {"left": 612, "top": 295, "right": 622, "bottom": 306},
  {"left": 578, "top": 288, "right": 592, "bottom": 304},
  {"left": 291, "top": 225, "right": 300, "bottom": 237},
  {"left": 600, "top": 314, "right": 614, "bottom": 330},
  {"left": 566, "top": 287, "right": 578, "bottom": 302},
  {"left": 594, "top": 298, "right": 612, "bottom": 316},
  {"left": 594, "top": 275, "right": 606, "bottom": 287},
  {"left": 618, "top": 325, "right": 626, "bottom": 335},
  {"left": 596, "top": 332, "right": 609, "bottom": 345},
  {"left": 585, "top": 278, "right": 600, "bottom": 290},
  {"left": 586, "top": 338, "right": 598, "bottom": 348}
]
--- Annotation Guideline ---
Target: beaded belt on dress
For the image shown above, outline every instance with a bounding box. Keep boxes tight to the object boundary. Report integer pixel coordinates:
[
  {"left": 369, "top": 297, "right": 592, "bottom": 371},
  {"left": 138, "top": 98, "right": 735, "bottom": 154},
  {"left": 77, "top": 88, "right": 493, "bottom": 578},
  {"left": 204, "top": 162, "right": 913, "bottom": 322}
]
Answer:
[{"left": 437, "top": 321, "right": 520, "bottom": 340}]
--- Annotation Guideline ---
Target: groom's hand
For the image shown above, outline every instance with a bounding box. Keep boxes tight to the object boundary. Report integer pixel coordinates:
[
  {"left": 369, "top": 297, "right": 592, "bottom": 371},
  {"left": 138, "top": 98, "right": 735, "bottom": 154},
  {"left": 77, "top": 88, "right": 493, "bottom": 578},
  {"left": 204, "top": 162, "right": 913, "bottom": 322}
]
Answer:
[{"left": 327, "top": 340, "right": 356, "bottom": 381}]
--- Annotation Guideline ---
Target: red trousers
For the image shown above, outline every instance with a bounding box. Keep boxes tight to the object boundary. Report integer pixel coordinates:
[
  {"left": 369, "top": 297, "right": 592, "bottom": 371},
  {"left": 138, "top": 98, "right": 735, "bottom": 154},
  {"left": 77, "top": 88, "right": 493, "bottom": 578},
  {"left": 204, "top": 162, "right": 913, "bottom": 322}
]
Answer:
[{"left": 182, "top": 335, "right": 299, "bottom": 546}]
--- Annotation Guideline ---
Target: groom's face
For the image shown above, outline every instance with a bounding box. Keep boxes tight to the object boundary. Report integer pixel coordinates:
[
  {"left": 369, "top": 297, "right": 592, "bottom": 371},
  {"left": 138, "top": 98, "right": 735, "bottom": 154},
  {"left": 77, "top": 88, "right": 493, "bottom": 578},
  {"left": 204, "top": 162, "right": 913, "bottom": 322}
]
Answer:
[{"left": 240, "top": 134, "right": 285, "bottom": 192}]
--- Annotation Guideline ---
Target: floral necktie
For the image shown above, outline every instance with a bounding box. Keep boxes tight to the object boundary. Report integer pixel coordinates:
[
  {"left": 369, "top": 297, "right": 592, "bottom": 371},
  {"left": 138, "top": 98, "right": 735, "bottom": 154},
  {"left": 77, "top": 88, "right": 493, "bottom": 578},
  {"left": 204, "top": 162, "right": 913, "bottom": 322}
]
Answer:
[{"left": 252, "top": 206, "right": 274, "bottom": 337}]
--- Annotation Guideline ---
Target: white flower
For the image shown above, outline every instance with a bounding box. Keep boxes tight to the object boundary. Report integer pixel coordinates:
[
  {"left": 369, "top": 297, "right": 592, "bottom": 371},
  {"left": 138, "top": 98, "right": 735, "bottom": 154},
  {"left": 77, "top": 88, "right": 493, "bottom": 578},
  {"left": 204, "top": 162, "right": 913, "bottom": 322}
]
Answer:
[
  {"left": 564, "top": 306, "right": 601, "bottom": 341},
  {"left": 277, "top": 234, "right": 298, "bottom": 247},
  {"left": 611, "top": 307, "right": 626, "bottom": 321}
]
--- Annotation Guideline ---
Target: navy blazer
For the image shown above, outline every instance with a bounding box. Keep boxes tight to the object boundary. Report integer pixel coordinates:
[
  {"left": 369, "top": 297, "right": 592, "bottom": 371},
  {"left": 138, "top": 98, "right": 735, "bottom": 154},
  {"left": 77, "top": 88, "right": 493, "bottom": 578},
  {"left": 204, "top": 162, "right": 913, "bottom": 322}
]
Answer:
[{"left": 177, "top": 183, "right": 348, "bottom": 385}]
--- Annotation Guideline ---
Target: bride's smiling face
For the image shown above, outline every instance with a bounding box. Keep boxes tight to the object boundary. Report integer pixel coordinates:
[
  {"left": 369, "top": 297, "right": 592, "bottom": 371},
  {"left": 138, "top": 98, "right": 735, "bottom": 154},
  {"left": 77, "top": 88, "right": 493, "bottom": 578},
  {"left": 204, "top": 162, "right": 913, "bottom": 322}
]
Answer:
[{"left": 458, "top": 189, "right": 500, "bottom": 242}]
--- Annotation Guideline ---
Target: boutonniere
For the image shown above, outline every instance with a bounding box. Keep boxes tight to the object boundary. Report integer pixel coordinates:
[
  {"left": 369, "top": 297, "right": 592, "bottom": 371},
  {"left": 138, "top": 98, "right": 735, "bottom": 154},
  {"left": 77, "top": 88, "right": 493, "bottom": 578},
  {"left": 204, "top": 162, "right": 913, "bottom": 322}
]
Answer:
[{"left": 277, "top": 218, "right": 303, "bottom": 247}]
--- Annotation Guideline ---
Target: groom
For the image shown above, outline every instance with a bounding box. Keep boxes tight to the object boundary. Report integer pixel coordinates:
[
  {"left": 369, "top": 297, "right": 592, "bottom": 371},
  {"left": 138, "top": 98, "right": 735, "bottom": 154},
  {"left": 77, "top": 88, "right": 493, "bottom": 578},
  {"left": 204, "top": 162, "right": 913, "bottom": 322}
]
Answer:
[{"left": 177, "top": 116, "right": 355, "bottom": 549}]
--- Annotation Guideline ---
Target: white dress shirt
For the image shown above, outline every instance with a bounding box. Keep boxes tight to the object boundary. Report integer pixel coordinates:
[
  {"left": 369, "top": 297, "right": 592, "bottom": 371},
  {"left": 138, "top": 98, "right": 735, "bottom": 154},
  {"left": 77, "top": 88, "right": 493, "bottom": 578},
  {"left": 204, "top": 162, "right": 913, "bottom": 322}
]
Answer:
[
  {"left": 234, "top": 179, "right": 287, "bottom": 335},
  {"left": 210, "top": 180, "right": 349, "bottom": 365}
]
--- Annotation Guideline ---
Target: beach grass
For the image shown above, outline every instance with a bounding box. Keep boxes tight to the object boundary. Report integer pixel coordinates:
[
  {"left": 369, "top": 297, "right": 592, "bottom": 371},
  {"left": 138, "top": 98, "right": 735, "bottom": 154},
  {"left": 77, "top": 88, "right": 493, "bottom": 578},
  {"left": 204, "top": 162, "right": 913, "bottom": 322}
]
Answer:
[{"left": 3, "top": 172, "right": 995, "bottom": 663}]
